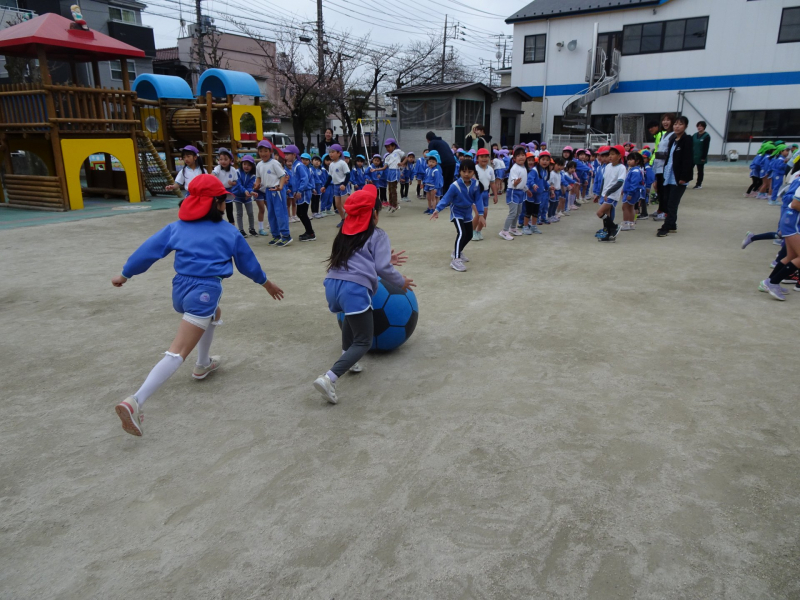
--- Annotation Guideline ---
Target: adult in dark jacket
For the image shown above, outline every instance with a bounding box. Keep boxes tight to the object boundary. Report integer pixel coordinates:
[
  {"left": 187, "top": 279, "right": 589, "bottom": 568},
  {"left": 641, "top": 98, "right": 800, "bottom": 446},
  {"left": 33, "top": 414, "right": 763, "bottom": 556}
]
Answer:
[
  {"left": 692, "top": 121, "right": 711, "bottom": 189},
  {"left": 427, "top": 131, "right": 456, "bottom": 195},
  {"left": 464, "top": 124, "right": 489, "bottom": 153},
  {"left": 318, "top": 128, "right": 339, "bottom": 156},
  {"left": 657, "top": 115, "right": 694, "bottom": 238}
]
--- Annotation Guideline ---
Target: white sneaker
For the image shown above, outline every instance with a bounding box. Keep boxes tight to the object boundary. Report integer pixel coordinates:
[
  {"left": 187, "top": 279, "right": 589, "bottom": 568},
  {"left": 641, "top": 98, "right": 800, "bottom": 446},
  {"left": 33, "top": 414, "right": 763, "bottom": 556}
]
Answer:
[
  {"left": 349, "top": 362, "right": 363, "bottom": 373},
  {"left": 499, "top": 230, "right": 514, "bottom": 241},
  {"left": 313, "top": 374, "right": 338, "bottom": 404},
  {"left": 450, "top": 258, "right": 467, "bottom": 272},
  {"left": 115, "top": 396, "right": 143, "bottom": 436},
  {"left": 451, "top": 252, "right": 469, "bottom": 262},
  {"left": 510, "top": 228, "right": 522, "bottom": 236},
  {"left": 619, "top": 222, "right": 632, "bottom": 231},
  {"left": 192, "top": 355, "right": 221, "bottom": 380}
]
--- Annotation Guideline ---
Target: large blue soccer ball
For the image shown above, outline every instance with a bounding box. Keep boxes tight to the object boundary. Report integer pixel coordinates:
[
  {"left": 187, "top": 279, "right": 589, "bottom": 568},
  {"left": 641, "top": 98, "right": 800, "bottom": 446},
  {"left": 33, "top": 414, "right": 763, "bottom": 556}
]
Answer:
[{"left": 337, "top": 278, "right": 419, "bottom": 352}]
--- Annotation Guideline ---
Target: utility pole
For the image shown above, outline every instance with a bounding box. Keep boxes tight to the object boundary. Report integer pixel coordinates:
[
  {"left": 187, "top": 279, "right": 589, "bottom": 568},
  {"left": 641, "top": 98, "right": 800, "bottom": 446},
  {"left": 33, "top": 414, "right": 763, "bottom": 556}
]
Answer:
[
  {"left": 195, "top": 0, "right": 205, "bottom": 71},
  {"left": 440, "top": 14, "right": 448, "bottom": 84},
  {"left": 502, "top": 38, "right": 507, "bottom": 69},
  {"left": 316, "top": 0, "right": 324, "bottom": 82}
]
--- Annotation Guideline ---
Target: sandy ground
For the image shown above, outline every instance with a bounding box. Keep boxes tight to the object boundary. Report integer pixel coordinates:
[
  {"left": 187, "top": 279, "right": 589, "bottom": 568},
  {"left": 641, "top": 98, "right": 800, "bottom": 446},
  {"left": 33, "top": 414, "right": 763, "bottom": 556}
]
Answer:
[{"left": 1, "top": 165, "right": 799, "bottom": 599}]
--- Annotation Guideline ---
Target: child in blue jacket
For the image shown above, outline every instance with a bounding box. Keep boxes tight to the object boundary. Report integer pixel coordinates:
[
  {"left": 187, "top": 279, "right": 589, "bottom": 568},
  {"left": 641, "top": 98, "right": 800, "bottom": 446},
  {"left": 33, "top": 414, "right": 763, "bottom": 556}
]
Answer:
[
  {"left": 320, "top": 155, "right": 335, "bottom": 215},
  {"left": 231, "top": 154, "right": 258, "bottom": 237},
  {"left": 620, "top": 151, "right": 645, "bottom": 230},
  {"left": 368, "top": 154, "right": 388, "bottom": 205},
  {"left": 415, "top": 151, "right": 428, "bottom": 198},
  {"left": 422, "top": 151, "right": 444, "bottom": 214},
  {"left": 111, "top": 174, "right": 284, "bottom": 437},
  {"left": 309, "top": 155, "right": 324, "bottom": 218},
  {"left": 400, "top": 151, "right": 415, "bottom": 201},
  {"left": 350, "top": 155, "right": 367, "bottom": 192},
  {"left": 639, "top": 150, "right": 655, "bottom": 219},
  {"left": 430, "top": 158, "right": 485, "bottom": 271}
]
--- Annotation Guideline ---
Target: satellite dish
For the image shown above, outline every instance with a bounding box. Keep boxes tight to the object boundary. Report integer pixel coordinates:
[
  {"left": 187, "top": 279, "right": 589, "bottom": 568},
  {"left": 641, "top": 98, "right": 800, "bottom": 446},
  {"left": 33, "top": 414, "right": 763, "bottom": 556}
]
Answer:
[{"left": 567, "top": 39, "right": 578, "bottom": 51}]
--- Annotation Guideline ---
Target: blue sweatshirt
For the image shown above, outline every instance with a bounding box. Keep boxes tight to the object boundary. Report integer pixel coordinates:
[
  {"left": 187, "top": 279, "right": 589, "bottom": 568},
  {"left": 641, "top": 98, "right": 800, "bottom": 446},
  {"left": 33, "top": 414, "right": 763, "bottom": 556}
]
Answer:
[
  {"left": 644, "top": 164, "right": 655, "bottom": 188},
  {"left": 286, "top": 160, "right": 311, "bottom": 196},
  {"left": 435, "top": 178, "right": 484, "bottom": 221},
  {"left": 527, "top": 165, "right": 550, "bottom": 203},
  {"left": 325, "top": 228, "right": 405, "bottom": 294},
  {"left": 423, "top": 166, "right": 443, "bottom": 191},
  {"left": 575, "top": 160, "right": 592, "bottom": 182},
  {"left": 351, "top": 166, "right": 366, "bottom": 188},
  {"left": 623, "top": 166, "right": 644, "bottom": 200},
  {"left": 231, "top": 168, "right": 256, "bottom": 202},
  {"left": 121, "top": 220, "right": 267, "bottom": 284},
  {"left": 401, "top": 162, "right": 415, "bottom": 182},
  {"left": 369, "top": 166, "right": 387, "bottom": 188},
  {"left": 309, "top": 165, "right": 324, "bottom": 194},
  {"left": 592, "top": 164, "right": 606, "bottom": 196},
  {"left": 415, "top": 157, "right": 427, "bottom": 179}
]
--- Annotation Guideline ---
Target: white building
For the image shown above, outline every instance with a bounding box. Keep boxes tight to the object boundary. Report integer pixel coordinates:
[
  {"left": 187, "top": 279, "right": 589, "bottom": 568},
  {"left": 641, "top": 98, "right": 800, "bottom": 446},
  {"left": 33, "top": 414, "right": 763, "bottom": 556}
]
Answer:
[{"left": 507, "top": 0, "right": 800, "bottom": 157}]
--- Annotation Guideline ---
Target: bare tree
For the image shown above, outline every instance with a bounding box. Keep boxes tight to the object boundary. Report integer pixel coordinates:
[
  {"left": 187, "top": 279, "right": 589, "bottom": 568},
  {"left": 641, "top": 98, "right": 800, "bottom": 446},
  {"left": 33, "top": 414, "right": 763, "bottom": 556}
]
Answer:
[
  {"left": 390, "top": 34, "right": 476, "bottom": 89},
  {"left": 3, "top": 14, "right": 40, "bottom": 84}
]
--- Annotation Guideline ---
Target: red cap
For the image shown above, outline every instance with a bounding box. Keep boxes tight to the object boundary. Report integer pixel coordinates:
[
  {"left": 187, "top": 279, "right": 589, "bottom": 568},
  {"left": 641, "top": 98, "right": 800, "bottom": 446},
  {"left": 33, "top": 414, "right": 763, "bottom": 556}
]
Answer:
[
  {"left": 597, "top": 146, "right": 610, "bottom": 154},
  {"left": 539, "top": 151, "right": 551, "bottom": 158},
  {"left": 178, "top": 174, "right": 228, "bottom": 221},
  {"left": 342, "top": 185, "right": 378, "bottom": 235},
  {"left": 610, "top": 145, "right": 626, "bottom": 156},
  {"left": 476, "top": 148, "right": 490, "bottom": 156}
]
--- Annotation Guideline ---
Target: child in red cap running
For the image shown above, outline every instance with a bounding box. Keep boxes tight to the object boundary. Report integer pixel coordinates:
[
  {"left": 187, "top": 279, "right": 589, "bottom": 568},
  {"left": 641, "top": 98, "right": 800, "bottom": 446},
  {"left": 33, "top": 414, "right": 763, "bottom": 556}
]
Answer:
[
  {"left": 111, "top": 174, "right": 284, "bottom": 436},
  {"left": 314, "top": 184, "right": 414, "bottom": 405}
]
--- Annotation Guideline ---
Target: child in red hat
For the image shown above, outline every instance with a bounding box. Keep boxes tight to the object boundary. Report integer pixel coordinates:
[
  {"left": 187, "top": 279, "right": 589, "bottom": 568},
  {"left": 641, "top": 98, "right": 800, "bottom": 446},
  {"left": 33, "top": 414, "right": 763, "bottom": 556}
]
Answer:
[
  {"left": 314, "top": 185, "right": 414, "bottom": 405},
  {"left": 111, "top": 174, "right": 284, "bottom": 436}
]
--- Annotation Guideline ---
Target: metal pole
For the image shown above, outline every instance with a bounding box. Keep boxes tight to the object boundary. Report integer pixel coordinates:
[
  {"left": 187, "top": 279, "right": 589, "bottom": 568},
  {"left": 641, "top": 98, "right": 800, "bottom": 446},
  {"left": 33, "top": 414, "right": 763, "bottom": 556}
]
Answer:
[
  {"left": 747, "top": 137, "right": 752, "bottom": 161},
  {"left": 440, "top": 15, "right": 448, "bottom": 84},
  {"left": 721, "top": 88, "right": 734, "bottom": 158},
  {"left": 316, "top": 0, "right": 324, "bottom": 82},
  {"left": 585, "top": 22, "right": 598, "bottom": 148}
]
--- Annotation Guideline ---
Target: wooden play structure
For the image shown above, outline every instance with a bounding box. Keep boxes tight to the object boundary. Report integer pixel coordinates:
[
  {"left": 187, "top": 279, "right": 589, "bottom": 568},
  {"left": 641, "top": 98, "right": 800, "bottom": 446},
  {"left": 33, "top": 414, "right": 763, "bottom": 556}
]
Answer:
[
  {"left": 0, "top": 12, "right": 265, "bottom": 211},
  {"left": 133, "top": 69, "right": 264, "bottom": 177}
]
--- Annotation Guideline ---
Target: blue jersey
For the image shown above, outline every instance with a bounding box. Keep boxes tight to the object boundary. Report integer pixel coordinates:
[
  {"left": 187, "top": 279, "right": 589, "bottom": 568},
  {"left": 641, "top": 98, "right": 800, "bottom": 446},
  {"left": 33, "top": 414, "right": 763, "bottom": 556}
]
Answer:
[
  {"left": 122, "top": 219, "right": 267, "bottom": 284},
  {"left": 781, "top": 177, "right": 800, "bottom": 211},
  {"left": 286, "top": 160, "right": 311, "bottom": 196},
  {"left": 232, "top": 168, "right": 256, "bottom": 202},
  {"left": 644, "top": 164, "right": 655, "bottom": 188},
  {"left": 592, "top": 163, "right": 606, "bottom": 196},
  {"left": 526, "top": 166, "right": 549, "bottom": 204},
  {"left": 423, "top": 166, "right": 443, "bottom": 191},
  {"left": 368, "top": 166, "right": 387, "bottom": 188},
  {"left": 435, "top": 177, "right": 484, "bottom": 221},
  {"left": 309, "top": 165, "right": 325, "bottom": 194},
  {"left": 401, "top": 162, "right": 415, "bottom": 182},
  {"left": 350, "top": 166, "right": 366, "bottom": 188},
  {"left": 623, "top": 166, "right": 644, "bottom": 200},
  {"left": 415, "top": 157, "right": 427, "bottom": 179}
]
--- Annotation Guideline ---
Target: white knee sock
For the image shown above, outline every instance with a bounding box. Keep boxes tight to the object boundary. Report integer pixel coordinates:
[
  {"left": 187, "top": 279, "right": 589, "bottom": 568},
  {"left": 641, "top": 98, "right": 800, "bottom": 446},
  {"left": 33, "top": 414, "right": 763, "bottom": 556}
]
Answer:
[
  {"left": 196, "top": 323, "right": 216, "bottom": 367},
  {"left": 134, "top": 352, "right": 184, "bottom": 406}
]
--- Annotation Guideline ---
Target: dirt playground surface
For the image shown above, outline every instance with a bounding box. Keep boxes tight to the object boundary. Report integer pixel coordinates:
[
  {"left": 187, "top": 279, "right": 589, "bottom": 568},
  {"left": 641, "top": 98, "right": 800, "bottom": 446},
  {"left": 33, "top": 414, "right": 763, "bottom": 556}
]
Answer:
[{"left": 1, "top": 165, "right": 798, "bottom": 599}]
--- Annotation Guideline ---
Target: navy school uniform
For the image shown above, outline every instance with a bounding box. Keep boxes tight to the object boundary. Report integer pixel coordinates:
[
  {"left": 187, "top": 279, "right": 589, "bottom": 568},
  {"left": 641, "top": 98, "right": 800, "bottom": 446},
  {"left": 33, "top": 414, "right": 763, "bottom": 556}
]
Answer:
[{"left": 423, "top": 166, "right": 443, "bottom": 196}]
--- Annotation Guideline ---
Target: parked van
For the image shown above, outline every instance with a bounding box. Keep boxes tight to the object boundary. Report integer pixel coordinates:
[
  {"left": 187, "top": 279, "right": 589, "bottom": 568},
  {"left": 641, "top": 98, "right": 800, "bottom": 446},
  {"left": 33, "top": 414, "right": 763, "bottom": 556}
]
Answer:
[{"left": 263, "top": 132, "right": 293, "bottom": 149}]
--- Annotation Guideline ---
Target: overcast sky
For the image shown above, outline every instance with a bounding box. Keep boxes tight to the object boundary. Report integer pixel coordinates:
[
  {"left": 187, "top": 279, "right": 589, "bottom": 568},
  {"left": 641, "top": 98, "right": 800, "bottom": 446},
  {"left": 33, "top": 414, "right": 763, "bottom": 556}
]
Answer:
[{"left": 141, "top": 0, "right": 516, "bottom": 81}]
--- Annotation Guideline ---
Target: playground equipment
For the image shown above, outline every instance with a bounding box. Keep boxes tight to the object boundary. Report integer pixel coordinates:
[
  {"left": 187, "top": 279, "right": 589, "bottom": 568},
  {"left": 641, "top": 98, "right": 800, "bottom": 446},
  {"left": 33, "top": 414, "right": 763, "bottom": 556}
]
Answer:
[
  {"left": 0, "top": 13, "right": 146, "bottom": 210},
  {"left": 0, "top": 12, "right": 267, "bottom": 211},
  {"left": 133, "top": 69, "right": 264, "bottom": 182}
]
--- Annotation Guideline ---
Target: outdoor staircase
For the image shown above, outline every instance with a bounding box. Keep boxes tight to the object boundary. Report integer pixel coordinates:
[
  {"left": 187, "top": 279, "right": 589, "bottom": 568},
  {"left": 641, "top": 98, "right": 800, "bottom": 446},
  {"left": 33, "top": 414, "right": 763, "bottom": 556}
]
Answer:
[{"left": 561, "top": 48, "right": 621, "bottom": 132}]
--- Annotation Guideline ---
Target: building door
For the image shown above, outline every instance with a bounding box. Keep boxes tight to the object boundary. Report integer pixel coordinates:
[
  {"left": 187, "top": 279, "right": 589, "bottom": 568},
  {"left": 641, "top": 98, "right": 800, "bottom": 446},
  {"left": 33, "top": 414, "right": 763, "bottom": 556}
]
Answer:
[
  {"left": 501, "top": 116, "right": 514, "bottom": 147},
  {"left": 597, "top": 31, "right": 622, "bottom": 75}
]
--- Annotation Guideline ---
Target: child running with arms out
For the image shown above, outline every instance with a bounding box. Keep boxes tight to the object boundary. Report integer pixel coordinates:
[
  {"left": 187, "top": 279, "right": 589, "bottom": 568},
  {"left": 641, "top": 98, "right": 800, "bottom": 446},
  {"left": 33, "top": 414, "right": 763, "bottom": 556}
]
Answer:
[
  {"left": 111, "top": 175, "right": 284, "bottom": 436},
  {"left": 431, "top": 158, "right": 486, "bottom": 271},
  {"left": 314, "top": 185, "right": 413, "bottom": 404}
]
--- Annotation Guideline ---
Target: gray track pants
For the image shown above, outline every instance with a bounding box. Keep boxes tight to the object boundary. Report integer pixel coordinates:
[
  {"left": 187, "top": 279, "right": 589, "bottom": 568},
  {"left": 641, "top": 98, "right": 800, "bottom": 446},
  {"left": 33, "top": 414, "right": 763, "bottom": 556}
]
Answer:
[
  {"left": 503, "top": 202, "right": 523, "bottom": 231},
  {"left": 331, "top": 309, "right": 373, "bottom": 377},
  {"left": 235, "top": 201, "right": 255, "bottom": 231}
]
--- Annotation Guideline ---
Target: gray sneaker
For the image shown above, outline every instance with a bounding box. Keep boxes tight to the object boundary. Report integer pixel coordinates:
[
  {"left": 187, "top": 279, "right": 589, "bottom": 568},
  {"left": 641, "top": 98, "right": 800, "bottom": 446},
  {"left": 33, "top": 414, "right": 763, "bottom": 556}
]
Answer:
[
  {"left": 742, "top": 232, "right": 754, "bottom": 249},
  {"left": 450, "top": 258, "right": 467, "bottom": 272},
  {"left": 192, "top": 355, "right": 221, "bottom": 380},
  {"left": 759, "top": 279, "right": 786, "bottom": 301},
  {"left": 313, "top": 374, "right": 338, "bottom": 404},
  {"left": 451, "top": 252, "right": 469, "bottom": 262},
  {"left": 531, "top": 225, "right": 543, "bottom": 234},
  {"left": 522, "top": 226, "right": 533, "bottom": 235}
]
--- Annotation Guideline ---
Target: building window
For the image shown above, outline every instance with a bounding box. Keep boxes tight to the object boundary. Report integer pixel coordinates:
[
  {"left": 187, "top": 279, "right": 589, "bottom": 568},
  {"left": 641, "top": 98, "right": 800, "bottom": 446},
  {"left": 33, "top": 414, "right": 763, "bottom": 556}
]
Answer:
[
  {"left": 523, "top": 34, "right": 546, "bottom": 63},
  {"left": 109, "top": 6, "right": 137, "bottom": 23},
  {"left": 109, "top": 59, "right": 136, "bottom": 81},
  {"left": 779, "top": 7, "right": 800, "bottom": 43},
  {"left": 727, "top": 109, "right": 800, "bottom": 142},
  {"left": 455, "top": 99, "right": 484, "bottom": 128},
  {"left": 398, "top": 98, "right": 451, "bottom": 129},
  {"left": 622, "top": 17, "right": 708, "bottom": 55}
]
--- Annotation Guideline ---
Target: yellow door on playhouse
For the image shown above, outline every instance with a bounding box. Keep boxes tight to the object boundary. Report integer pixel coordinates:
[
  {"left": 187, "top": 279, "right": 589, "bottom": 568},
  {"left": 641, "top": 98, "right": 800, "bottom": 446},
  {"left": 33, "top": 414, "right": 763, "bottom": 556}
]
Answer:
[{"left": 61, "top": 138, "right": 142, "bottom": 210}]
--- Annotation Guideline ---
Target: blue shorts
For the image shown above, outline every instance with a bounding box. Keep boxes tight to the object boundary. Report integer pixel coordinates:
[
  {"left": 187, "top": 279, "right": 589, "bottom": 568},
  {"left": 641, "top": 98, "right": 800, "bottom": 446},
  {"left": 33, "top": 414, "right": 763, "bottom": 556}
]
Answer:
[
  {"left": 480, "top": 190, "right": 489, "bottom": 212},
  {"left": 600, "top": 196, "right": 618, "bottom": 207},
  {"left": 507, "top": 189, "right": 526, "bottom": 204},
  {"left": 172, "top": 275, "right": 223, "bottom": 318},
  {"left": 297, "top": 189, "right": 312, "bottom": 205},
  {"left": 779, "top": 208, "right": 800, "bottom": 238},
  {"left": 622, "top": 193, "right": 638, "bottom": 205},
  {"left": 324, "top": 278, "right": 373, "bottom": 315},
  {"left": 386, "top": 169, "right": 400, "bottom": 182}
]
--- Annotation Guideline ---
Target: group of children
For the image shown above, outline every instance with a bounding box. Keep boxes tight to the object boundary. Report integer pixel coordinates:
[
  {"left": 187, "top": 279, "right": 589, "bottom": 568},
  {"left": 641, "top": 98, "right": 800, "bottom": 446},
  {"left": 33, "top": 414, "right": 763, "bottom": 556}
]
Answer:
[{"left": 740, "top": 140, "right": 800, "bottom": 301}]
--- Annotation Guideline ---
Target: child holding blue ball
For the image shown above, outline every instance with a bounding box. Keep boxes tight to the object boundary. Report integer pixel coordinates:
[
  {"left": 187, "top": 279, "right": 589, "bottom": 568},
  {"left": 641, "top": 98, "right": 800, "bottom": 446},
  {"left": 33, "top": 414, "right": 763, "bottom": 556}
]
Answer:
[
  {"left": 314, "top": 184, "right": 413, "bottom": 405},
  {"left": 111, "top": 174, "right": 284, "bottom": 436}
]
